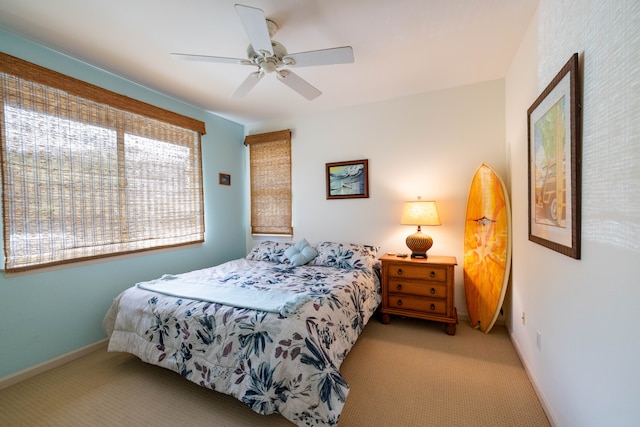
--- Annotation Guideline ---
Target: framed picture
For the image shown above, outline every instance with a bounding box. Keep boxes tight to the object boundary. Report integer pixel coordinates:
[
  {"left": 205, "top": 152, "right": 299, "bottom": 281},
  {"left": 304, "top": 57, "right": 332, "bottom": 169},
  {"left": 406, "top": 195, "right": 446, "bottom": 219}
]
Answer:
[
  {"left": 326, "top": 159, "right": 369, "bottom": 199},
  {"left": 219, "top": 173, "right": 231, "bottom": 186},
  {"left": 527, "top": 53, "right": 581, "bottom": 259}
]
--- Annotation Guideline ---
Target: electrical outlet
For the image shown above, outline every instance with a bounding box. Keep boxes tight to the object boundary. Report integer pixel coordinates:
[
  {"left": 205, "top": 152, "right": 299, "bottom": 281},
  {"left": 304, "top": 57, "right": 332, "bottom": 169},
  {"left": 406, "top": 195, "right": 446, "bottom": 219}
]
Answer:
[
  {"left": 536, "top": 331, "right": 542, "bottom": 350},
  {"left": 522, "top": 311, "right": 526, "bottom": 325}
]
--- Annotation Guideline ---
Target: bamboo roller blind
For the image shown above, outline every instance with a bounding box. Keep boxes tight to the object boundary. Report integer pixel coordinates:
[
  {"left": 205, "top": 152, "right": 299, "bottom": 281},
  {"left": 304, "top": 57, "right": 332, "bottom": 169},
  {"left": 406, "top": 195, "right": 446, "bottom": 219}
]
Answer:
[
  {"left": 0, "top": 53, "right": 205, "bottom": 272},
  {"left": 244, "top": 130, "right": 293, "bottom": 235}
]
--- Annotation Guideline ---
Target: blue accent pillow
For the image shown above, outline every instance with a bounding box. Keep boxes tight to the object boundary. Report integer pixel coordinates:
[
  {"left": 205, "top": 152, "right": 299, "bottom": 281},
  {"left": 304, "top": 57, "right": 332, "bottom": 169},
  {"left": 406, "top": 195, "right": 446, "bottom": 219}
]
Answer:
[{"left": 284, "top": 239, "right": 318, "bottom": 266}]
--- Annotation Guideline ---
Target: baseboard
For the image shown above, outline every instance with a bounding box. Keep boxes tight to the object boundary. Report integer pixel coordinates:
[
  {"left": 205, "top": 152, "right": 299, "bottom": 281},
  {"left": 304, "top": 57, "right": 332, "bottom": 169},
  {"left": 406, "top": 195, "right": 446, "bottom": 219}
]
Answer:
[
  {"left": 507, "top": 326, "right": 560, "bottom": 427},
  {"left": 0, "top": 339, "right": 108, "bottom": 390}
]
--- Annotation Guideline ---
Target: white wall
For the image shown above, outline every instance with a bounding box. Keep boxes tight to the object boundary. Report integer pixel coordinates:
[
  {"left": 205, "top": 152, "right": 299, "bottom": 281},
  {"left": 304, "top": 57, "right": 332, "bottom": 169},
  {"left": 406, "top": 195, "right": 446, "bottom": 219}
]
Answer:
[
  {"left": 506, "top": 1, "right": 640, "bottom": 426},
  {"left": 246, "top": 80, "right": 506, "bottom": 320}
]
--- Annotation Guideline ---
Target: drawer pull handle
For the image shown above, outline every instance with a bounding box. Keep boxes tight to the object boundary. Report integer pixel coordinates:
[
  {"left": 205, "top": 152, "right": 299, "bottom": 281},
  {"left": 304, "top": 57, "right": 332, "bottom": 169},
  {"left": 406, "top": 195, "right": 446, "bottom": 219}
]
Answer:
[
  {"left": 430, "top": 303, "right": 436, "bottom": 311},
  {"left": 397, "top": 268, "right": 403, "bottom": 276},
  {"left": 396, "top": 284, "right": 403, "bottom": 291},
  {"left": 429, "top": 271, "right": 436, "bottom": 278},
  {"left": 397, "top": 299, "right": 403, "bottom": 306},
  {"left": 430, "top": 287, "right": 436, "bottom": 294}
]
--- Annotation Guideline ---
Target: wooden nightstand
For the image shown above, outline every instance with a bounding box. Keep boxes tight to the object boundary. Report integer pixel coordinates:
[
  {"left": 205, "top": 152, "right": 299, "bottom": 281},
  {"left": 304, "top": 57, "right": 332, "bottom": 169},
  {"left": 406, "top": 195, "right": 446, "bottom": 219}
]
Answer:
[{"left": 380, "top": 254, "right": 458, "bottom": 335}]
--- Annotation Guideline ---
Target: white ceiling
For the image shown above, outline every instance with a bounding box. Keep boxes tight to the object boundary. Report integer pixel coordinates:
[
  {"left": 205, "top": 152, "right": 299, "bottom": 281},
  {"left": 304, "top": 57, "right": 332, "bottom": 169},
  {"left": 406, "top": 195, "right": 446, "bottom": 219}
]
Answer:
[{"left": 0, "top": 0, "right": 539, "bottom": 126}]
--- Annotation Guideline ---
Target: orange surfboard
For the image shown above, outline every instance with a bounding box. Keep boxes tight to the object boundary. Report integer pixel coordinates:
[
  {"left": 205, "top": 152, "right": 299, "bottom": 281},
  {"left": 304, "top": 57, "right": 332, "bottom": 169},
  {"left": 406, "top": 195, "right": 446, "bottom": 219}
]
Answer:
[{"left": 463, "top": 163, "right": 512, "bottom": 333}]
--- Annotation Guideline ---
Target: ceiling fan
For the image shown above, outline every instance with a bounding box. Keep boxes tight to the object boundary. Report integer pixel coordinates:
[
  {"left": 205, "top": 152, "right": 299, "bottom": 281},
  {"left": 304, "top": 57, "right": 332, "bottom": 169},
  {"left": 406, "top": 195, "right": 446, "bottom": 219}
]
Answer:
[{"left": 171, "top": 4, "right": 354, "bottom": 100}]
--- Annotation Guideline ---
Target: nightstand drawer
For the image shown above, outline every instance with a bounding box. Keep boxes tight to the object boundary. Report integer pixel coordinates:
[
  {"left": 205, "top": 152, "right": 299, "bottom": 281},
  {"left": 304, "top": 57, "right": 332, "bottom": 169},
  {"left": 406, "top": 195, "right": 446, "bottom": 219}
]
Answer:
[
  {"left": 386, "top": 263, "right": 447, "bottom": 282},
  {"left": 388, "top": 279, "right": 447, "bottom": 298},
  {"left": 387, "top": 296, "right": 447, "bottom": 315}
]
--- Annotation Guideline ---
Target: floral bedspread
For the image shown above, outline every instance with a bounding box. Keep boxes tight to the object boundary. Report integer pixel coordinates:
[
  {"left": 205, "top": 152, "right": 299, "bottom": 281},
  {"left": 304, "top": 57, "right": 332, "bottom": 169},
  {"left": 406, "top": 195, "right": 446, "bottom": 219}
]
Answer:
[{"left": 104, "top": 258, "right": 381, "bottom": 426}]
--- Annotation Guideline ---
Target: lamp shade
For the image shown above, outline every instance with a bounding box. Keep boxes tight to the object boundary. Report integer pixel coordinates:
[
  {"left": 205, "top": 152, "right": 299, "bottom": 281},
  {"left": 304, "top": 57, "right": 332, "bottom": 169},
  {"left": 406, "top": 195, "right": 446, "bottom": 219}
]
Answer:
[
  {"left": 400, "top": 200, "right": 440, "bottom": 258},
  {"left": 400, "top": 200, "right": 441, "bottom": 226}
]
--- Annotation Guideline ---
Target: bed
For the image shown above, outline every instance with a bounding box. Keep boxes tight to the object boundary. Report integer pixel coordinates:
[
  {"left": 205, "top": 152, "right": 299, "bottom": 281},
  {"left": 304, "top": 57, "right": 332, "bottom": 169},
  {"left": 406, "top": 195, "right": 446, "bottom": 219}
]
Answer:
[{"left": 103, "top": 240, "right": 381, "bottom": 426}]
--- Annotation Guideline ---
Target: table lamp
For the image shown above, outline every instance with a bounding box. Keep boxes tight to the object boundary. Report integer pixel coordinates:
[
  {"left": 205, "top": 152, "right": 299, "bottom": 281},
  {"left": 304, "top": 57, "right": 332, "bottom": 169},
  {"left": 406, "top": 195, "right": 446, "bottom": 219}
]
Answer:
[{"left": 400, "top": 198, "right": 440, "bottom": 258}]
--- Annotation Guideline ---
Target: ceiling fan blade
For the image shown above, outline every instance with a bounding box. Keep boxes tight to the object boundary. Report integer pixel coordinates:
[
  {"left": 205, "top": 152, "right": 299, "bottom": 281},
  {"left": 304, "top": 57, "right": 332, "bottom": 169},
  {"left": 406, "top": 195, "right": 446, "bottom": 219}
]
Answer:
[
  {"left": 283, "top": 46, "right": 354, "bottom": 68},
  {"left": 276, "top": 70, "right": 322, "bottom": 100},
  {"left": 231, "top": 71, "right": 263, "bottom": 98},
  {"left": 234, "top": 4, "right": 273, "bottom": 56},
  {"left": 171, "top": 53, "right": 252, "bottom": 65}
]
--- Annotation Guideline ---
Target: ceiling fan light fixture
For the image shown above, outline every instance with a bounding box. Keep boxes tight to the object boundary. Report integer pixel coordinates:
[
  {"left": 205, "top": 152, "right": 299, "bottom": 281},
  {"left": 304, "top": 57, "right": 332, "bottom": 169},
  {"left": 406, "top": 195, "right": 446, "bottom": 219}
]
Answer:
[{"left": 261, "top": 59, "right": 277, "bottom": 73}]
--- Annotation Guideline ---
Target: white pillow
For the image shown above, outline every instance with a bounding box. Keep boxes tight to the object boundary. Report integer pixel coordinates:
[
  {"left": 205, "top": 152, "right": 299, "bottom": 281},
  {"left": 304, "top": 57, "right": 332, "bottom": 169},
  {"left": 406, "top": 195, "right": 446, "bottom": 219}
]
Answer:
[{"left": 284, "top": 239, "right": 318, "bottom": 266}]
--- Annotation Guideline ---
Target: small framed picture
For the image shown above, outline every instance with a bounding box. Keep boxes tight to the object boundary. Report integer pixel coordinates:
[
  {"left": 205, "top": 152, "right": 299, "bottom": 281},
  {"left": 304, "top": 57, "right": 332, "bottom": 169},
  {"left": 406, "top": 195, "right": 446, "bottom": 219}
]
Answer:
[
  {"left": 326, "top": 159, "right": 369, "bottom": 199},
  {"left": 219, "top": 173, "right": 231, "bottom": 186}
]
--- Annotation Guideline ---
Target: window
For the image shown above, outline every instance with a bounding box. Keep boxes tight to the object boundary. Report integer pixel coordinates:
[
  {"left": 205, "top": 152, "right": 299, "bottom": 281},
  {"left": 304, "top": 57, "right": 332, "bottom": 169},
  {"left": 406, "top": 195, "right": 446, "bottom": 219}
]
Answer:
[
  {"left": 244, "top": 130, "right": 292, "bottom": 235},
  {"left": 0, "top": 53, "right": 206, "bottom": 272}
]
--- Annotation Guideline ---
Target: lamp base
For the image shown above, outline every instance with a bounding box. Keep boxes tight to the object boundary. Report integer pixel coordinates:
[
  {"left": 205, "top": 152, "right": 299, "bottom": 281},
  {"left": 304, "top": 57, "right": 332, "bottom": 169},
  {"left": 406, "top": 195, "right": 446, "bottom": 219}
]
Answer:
[{"left": 405, "top": 227, "right": 433, "bottom": 259}]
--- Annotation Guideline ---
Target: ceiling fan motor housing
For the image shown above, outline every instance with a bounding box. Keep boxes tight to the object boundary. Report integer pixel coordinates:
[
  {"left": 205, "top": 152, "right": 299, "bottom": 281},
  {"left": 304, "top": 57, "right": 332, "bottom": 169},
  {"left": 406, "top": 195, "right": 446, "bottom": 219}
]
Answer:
[{"left": 247, "top": 40, "right": 292, "bottom": 72}]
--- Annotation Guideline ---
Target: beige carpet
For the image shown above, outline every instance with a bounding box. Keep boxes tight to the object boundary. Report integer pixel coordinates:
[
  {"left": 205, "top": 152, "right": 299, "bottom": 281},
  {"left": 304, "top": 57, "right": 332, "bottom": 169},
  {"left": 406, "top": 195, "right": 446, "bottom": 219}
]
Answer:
[{"left": 0, "top": 316, "right": 550, "bottom": 426}]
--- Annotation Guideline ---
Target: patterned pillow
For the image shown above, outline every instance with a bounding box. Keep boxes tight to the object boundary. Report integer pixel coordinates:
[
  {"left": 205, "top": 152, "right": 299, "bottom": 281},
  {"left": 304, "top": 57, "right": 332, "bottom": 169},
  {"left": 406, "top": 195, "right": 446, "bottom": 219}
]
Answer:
[
  {"left": 310, "top": 241, "right": 380, "bottom": 272},
  {"left": 245, "top": 241, "right": 293, "bottom": 264}
]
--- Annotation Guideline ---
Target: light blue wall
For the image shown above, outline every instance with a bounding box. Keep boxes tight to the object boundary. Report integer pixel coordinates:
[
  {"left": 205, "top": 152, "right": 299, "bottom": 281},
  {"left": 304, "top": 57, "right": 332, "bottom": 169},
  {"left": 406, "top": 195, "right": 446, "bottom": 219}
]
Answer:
[{"left": 0, "top": 30, "right": 247, "bottom": 379}]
